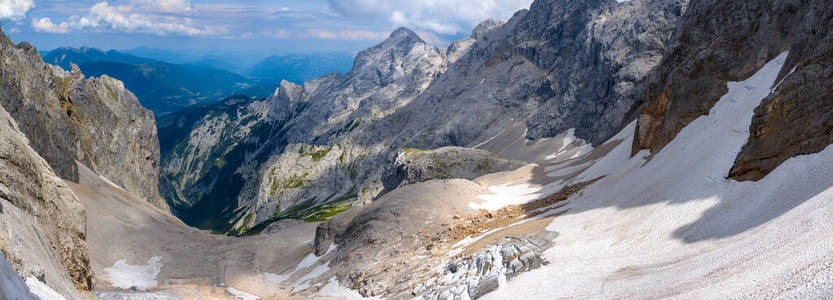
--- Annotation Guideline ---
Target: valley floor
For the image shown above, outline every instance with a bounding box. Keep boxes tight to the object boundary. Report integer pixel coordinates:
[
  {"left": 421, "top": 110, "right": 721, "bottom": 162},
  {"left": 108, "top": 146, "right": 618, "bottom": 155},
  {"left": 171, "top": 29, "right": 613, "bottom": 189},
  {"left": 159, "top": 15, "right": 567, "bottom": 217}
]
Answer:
[{"left": 67, "top": 162, "right": 336, "bottom": 299}]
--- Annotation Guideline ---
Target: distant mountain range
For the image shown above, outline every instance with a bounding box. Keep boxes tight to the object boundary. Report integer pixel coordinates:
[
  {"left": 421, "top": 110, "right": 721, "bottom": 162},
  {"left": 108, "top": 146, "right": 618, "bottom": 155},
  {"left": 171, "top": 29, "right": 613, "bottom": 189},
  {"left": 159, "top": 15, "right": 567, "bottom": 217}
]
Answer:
[
  {"left": 42, "top": 47, "right": 354, "bottom": 115},
  {"left": 246, "top": 53, "right": 354, "bottom": 84}
]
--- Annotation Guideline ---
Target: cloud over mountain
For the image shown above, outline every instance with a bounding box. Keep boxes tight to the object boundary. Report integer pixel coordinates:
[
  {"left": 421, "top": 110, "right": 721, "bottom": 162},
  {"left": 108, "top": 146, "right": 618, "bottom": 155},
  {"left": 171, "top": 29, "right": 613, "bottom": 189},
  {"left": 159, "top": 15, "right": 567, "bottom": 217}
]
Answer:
[{"left": 327, "top": 0, "right": 533, "bottom": 35}]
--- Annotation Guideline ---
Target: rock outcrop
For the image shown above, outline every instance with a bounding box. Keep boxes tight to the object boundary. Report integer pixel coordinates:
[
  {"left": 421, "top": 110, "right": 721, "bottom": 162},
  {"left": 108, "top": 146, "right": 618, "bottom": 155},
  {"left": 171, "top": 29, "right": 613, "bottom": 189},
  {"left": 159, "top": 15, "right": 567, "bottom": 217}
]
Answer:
[
  {"left": 0, "top": 104, "right": 92, "bottom": 298},
  {"left": 0, "top": 27, "right": 166, "bottom": 210},
  {"left": 381, "top": 147, "right": 527, "bottom": 193},
  {"left": 631, "top": 0, "right": 833, "bottom": 181}
]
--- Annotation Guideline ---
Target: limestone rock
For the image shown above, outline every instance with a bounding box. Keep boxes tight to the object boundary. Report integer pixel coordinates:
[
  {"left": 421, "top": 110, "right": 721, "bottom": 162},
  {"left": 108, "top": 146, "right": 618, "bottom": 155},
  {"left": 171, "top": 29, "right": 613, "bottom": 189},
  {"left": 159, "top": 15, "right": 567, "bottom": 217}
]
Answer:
[
  {"left": 0, "top": 26, "right": 165, "bottom": 210},
  {"left": 0, "top": 104, "right": 92, "bottom": 298},
  {"left": 630, "top": 0, "right": 833, "bottom": 181},
  {"left": 381, "top": 147, "right": 527, "bottom": 192}
]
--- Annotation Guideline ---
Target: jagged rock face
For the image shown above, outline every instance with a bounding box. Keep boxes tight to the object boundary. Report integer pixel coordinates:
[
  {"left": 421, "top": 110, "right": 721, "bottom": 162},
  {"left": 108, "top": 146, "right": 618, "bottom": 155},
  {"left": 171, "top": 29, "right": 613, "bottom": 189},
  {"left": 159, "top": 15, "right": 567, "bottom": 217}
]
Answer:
[
  {"left": 281, "top": 27, "right": 447, "bottom": 145},
  {"left": 0, "top": 105, "right": 92, "bottom": 298},
  {"left": 163, "top": 28, "right": 452, "bottom": 231},
  {"left": 165, "top": 0, "right": 687, "bottom": 232},
  {"left": 471, "top": 18, "right": 506, "bottom": 41},
  {"left": 0, "top": 27, "right": 166, "bottom": 210},
  {"left": 632, "top": 0, "right": 833, "bottom": 181},
  {"left": 371, "top": 0, "right": 686, "bottom": 149},
  {"left": 730, "top": 0, "right": 833, "bottom": 180},
  {"left": 633, "top": 0, "right": 801, "bottom": 155}
]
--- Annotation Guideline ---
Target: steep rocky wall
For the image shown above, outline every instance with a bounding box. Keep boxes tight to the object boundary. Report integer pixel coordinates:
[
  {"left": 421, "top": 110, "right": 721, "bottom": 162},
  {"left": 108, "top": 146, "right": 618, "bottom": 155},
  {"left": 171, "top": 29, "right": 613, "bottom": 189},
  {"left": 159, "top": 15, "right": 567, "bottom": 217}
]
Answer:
[
  {"left": 162, "top": 28, "right": 452, "bottom": 231},
  {"left": 632, "top": 0, "right": 833, "bottom": 181},
  {"left": 0, "top": 26, "right": 166, "bottom": 210},
  {"left": 730, "top": 0, "right": 833, "bottom": 180},
  {"left": 369, "top": 0, "right": 687, "bottom": 149},
  {"left": 0, "top": 104, "right": 92, "bottom": 298},
  {"left": 162, "top": 0, "right": 689, "bottom": 232}
]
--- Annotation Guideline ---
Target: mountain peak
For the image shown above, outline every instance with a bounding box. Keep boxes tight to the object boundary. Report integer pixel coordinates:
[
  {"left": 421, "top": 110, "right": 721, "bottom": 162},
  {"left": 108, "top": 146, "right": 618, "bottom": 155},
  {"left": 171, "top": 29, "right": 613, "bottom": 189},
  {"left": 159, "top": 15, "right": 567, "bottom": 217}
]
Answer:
[
  {"left": 387, "top": 27, "right": 424, "bottom": 44},
  {"left": 471, "top": 18, "right": 505, "bottom": 40}
]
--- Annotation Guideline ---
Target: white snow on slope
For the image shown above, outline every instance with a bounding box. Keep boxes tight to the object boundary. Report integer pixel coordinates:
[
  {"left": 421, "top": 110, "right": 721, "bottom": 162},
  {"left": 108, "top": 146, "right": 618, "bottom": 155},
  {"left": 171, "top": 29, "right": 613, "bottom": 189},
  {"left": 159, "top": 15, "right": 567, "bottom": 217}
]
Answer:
[
  {"left": 226, "top": 287, "right": 260, "bottom": 300},
  {"left": 264, "top": 243, "right": 337, "bottom": 285},
  {"left": 470, "top": 181, "right": 564, "bottom": 211},
  {"left": 317, "top": 277, "right": 381, "bottom": 300},
  {"left": 486, "top": 52, "right": 833, "bottom": 298},
  {"left": 543, "top": 128, "right": 593, "bottom": 161},
  {"left": 293, "top": 263, "right": 330, "bottom": 290},
  {"left": 104, "top": 256, "right": 163, "bottom": 291},
  {"left": 544, "top": 128, "right": 577, "bottom": 160},
  {"left": 26, "top": 277, "right": 66, "bottom": 300},
  {"left": 1, "top": 254, "right": 36, "bottom": 300}
]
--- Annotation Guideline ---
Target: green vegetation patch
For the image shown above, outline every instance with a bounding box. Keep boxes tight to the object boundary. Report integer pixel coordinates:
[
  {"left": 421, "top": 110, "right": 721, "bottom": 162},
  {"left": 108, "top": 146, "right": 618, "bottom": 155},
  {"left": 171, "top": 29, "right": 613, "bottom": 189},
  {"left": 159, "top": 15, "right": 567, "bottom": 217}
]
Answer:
[
  {"left": 302, "top": 201, "right": 353, "bottom": 223},
  {"left": 301, "top": 146, "right": 332, "bottom": 162},
  {"left": 270, "top": 172, "right": 309, "bottom": 195},
  {"left": 214, "top": 157, "right": 227, "bottom": 169},
  {"left": 234, "top": 211, "right": 256, "bottom": 234},
  {"left": 402, "top": 147, "right": 428, "bottom": 156}
]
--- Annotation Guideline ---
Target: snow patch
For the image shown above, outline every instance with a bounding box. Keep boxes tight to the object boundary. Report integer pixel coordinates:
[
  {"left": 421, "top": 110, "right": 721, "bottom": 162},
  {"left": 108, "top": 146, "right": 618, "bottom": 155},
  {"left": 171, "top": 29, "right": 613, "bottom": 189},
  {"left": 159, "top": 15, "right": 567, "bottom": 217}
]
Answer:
[
  {"left": 317, "top": 277, "right": 381, "bottom": 300},
  {"left": 264, "top": 244, "right": 337, "bottom": 285},
  {"left": 26, "top": 277, "right": 66, "bottom": 300},
  {"left": 543, "top": 129, "right": 594, "bottom": 161},
  {"left": 472, "top": 133, "right": 500, "bottom": 149},
  {"left": 104, "top": 256, "right": 163, "bottom": 291},
  {"left": 546, "top": 161, "right": 592, "bottom": 178},
  {"left": 0, "top": 255, "right": 35, "bottom": 300},
  {"left": 470, "top": 181, "right": 564, "bottom": 211},
  {"left": 226, "top": 287, "right": 259, "bottom": 300},
  {"left": 484, "top": 53, "right": 816, "bottom": 299},
  {"left": 96, "top": 291, "right": 176, "bottom": 299}
]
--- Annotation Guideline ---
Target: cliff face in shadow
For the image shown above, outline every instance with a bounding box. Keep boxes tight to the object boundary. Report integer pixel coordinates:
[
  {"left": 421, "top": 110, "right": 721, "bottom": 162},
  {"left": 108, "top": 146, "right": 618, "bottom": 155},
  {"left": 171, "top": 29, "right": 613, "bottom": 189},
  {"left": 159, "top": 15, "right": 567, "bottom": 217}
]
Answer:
[{"left": 633, "top": 0, "right": 833, "bottom": 181}]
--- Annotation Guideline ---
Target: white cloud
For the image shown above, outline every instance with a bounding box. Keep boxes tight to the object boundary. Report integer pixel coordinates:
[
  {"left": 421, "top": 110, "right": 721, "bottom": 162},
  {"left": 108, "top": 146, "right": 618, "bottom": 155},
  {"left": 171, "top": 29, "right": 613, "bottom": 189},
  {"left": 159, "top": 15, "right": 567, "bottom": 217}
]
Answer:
[
  {"left": 305, "top": 28, "right": 388, "bottom": 40},
  {"left": 262, "top": 28, "right": 389, "bottom": 40},
  {"left": 130, "top": 0, "right": 192, "bottom": 13},
  {"left": 327, "top": 0, "right": 532, "bottom": 36},
  {"left": 31, "top": 1, "right": 225, "bottom": 36},
  {"left": 32, "top": 17, "right": 70, "bottom": 33},
  {"left": 0, "top": 0, "right": 34, "bottom": 21}
]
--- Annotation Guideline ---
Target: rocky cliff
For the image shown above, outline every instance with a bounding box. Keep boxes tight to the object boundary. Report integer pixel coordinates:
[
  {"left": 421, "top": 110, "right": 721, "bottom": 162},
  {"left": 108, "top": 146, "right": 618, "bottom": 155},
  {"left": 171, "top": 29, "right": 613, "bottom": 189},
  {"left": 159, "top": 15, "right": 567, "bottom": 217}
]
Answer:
[
  {"left": 366, "top": 0, "right": 687, "bottom": 149},
  {"left": 0, "top": 27, "right": 166, "bottom": 210},
  {"left": 0, "top": 103, "right": 92, "bottom": 298},
  {"left": 163, "top": 0, "right": 689, "bottom": 233},
  {"left": 162, "top": 28, "right": 452, "bottom": 232},
  {"left": 632, "top": 0, "right": 833, "bottom": 181}
]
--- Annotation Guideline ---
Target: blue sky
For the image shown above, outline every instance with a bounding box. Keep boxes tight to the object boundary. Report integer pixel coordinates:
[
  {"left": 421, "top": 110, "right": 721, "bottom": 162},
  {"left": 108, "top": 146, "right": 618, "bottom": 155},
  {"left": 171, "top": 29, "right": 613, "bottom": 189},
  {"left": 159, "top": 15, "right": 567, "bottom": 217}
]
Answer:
[{"left": 0, "top": 0, "right": 533, "bottom": 54}]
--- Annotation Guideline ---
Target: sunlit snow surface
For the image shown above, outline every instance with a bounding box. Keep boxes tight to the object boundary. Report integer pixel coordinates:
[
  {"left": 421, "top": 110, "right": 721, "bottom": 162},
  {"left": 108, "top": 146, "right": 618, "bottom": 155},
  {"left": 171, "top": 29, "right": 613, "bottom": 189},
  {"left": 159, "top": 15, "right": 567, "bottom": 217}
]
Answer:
[
  {"left": 484, "top": 52, "right": 833, "bottom": 298},
  {"left": 316, "top": 277, "right": 381, "bottom": 300},
  {"left": 543, "top": 128, "right": 592, "bottom": 161},
  {"left": 226, "top": 287, "right": 259, "bottom": 300},
  {"left": 104, "top": 256, "right": 163, "bottom": 291},
  {"left": 263, "top": 243, "right": 337, "bottom": 288},
  {"left": 96, "top": 291, "right": 176, "bottom": 300},
  {"left": 1, "top": 254, "right": 36, "bottom": 300},
  {"left": 26, "top": 277, "right": 67, "bottom": 300}
]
